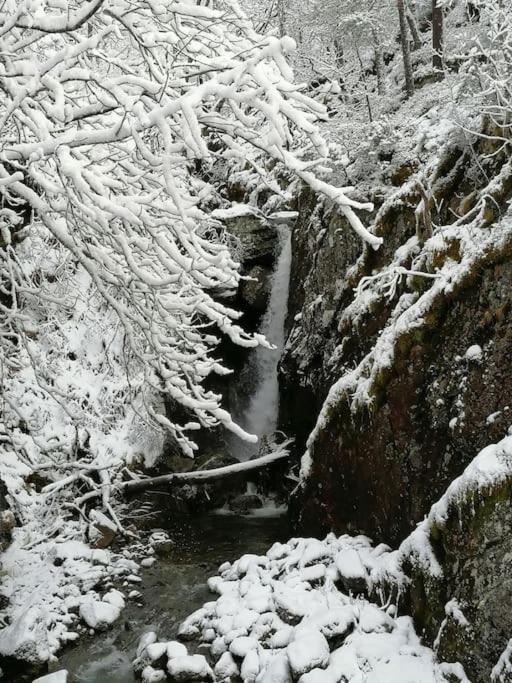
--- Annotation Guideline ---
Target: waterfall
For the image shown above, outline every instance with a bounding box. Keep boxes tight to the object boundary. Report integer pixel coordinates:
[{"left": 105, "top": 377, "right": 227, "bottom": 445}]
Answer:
[{"left": 235, "top": 225, "right": 292, "bottom": 460}]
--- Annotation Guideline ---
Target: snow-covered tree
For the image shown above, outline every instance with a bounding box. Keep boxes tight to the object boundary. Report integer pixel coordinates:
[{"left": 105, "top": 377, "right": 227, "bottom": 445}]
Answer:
[{"left": 0, "top": 0, "right": 379, "bottom": 463}]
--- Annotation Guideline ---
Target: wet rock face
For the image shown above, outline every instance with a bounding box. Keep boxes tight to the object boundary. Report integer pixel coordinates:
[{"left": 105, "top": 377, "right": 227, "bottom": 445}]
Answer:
[
  {"left": 293, "top": 253, "right": 512, "bottom": 546},
  {"left": 219, "top": 210, "right": 278, "bottom": 266},
  {"left": 406, "top": 481, "right": 512, "bottom": 682},
  {"left": 281, "top": 156, "right": 512, "bottom": 546},
  {"left": 0, "top": 480, "right": 14, "bottom": 551},
  {"left": 279, "top": 187, "right": 365, "bottom": 447},
  {"left": 240, "top": 265, "right": 272, "bottom": 314}
]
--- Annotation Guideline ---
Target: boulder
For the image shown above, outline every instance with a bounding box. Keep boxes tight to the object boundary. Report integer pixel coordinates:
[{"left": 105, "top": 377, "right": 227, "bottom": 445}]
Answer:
[
  {"left": 240, "top": 265, "right": 272, "bottom": 313},
  {"left": 228, "top": 493, "right": 264, "bottom": 514},
  {"left": 79, "top": 599, "right": 121, "bottom": 630},
  {"left": 211, "top": 205, "right": 278, "bottom": 266}
]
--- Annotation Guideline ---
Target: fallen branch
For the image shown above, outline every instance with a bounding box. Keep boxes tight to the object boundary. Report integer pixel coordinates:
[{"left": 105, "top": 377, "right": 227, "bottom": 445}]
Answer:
[{"left": 121, "top": 442, "right": 293, "bottom": 494}]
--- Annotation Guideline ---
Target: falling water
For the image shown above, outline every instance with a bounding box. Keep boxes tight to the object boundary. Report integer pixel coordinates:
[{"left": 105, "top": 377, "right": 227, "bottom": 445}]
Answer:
[{"left": 235, "top": 225, "right": 292, "bottom": 459}]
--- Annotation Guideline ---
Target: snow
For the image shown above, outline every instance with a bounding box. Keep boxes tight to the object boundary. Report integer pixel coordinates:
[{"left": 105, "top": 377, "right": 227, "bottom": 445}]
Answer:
[
  {"left": 146, "top": 642, "right": 168, "bottom": 661},
  {"left": 32, "top": 672, "right": 68, "bottom": 683},
  {"left": 103, "top": 589, "right": 126, "bottom": 610},
  {"left": 215, "top": 651, "right": 239, "bottom": 679},
  {"left": 166, "top": 641, "right": 189, "bottom": 659},
  {"left": 178, "top": 533, "right": 466, "bottom": 682},
  {"left": 1, "top": 1, "right": 510, "bottom": 675},
  {"left": 0, "top": 530, "right": 133, "bottom": 662},
  {"left": 211, "top": 203, "right": 260, "bottom": 220}
]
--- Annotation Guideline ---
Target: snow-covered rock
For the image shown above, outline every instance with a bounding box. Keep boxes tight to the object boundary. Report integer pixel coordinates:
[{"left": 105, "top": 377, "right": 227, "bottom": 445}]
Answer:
[
  {"left": 103, "top": 589, "right": 125, "bottom": 610},
  {"left": 146, "top": 642, "right": 168, "bottom": 662},
  {"left": 229, "top": 635, "right": 259, "bottom": 658},
  {"left": 286, "top": 630, "right": 330, "bottom": 677},
  {"left": 166, "top": 640, "right": 188, "bottom": 659},
  {"left": 137, "top": 631, "right": 158, "bottom": 657},
  {"left": 464, "top": 344, "right": 483, "bottom": 362},
  {"left": 167, "top": 654, "right": 213, "bottom": 681},
  {"left": 214, "top": 652, "right": 239, "bottom": 680},
  {"left": 79, "top": 598, "right": 121, "bottom": 630},
  {"left": 141, "top": 666, "right": 167, "bottom": 683}
]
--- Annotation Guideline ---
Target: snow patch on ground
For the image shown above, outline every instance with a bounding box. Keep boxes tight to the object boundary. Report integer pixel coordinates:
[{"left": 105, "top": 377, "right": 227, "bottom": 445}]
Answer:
[{"left": 0, "top": 522, "right": 137, "bottom": 661}]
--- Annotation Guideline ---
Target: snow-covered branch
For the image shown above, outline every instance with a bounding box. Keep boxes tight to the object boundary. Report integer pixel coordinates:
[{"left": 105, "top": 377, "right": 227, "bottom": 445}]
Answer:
[{"left": 0, "top": 0, "right": 377, "bottom": 457}]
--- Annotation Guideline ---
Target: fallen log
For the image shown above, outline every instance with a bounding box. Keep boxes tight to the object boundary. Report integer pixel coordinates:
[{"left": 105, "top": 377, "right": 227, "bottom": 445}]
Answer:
[{"left": 120, "top": 442, "right": 293, "bottom": 494}]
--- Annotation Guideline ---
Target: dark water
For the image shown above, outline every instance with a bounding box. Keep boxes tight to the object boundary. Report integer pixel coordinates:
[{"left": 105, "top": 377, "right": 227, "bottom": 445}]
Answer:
[{"left": 52, "top": 510, "right": 290, "bottom": 683}]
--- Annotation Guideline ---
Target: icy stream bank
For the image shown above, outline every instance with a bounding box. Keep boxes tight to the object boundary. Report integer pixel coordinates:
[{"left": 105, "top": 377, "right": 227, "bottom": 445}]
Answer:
[{"left": 9, "top": 512, "right": 289, "bottom": 682}]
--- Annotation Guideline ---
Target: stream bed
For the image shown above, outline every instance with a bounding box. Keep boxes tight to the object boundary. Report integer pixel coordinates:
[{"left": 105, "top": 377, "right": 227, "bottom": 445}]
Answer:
[{"left": 52, "top": 510, "right": 290, "bottom": 683}]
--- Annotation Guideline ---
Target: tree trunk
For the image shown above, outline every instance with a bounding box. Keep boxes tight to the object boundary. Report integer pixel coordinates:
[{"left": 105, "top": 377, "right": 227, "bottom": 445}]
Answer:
[
  {"left": 277, "top": 0, "right": 287, "bottom": 37},
  {"left": 432, "top": 0, "right": 444, "bottom": 80},
  {"left": 372, "top": 29, "right": 386, "bottom": 96},
  {"left": 406, "top": 5, "right": 422, "bottom": 51},
  {"left": 397, "top": 0, "right": 414, "bottom": 98},
  {"left": 121, "top": 445, "right": 292, "bottom": 494}
]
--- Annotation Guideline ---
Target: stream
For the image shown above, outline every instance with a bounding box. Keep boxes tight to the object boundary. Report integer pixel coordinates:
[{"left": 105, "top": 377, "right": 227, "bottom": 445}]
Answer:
[{"left": 51, "top": 510, "right": 290, "bottom": 683}]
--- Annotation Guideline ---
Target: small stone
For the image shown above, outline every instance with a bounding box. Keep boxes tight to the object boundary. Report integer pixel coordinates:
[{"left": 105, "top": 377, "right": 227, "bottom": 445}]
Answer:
[{"left": 228, "top": 493, "right": 264, "bottom": 515}]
